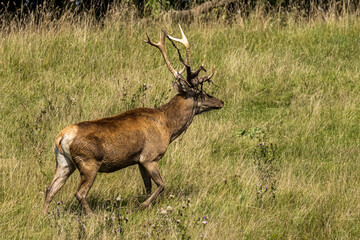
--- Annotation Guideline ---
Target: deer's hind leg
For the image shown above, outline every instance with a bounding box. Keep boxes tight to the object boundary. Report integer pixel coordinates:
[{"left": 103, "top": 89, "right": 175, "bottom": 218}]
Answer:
[
  {"left": 43, "top": 149, "right": 76, "bottom": 215},
  {"left": 74, "top": 159, "right": 100, "bottom": 215}
]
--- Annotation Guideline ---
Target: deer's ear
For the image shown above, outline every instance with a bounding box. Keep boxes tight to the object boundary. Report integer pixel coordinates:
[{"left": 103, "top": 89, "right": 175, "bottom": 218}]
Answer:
[
  {"left": 172, "top": 80, "right": 191, "bottom": 93},
  {"left": 172, "top": 81, "right": 182, "bottom": 92}
]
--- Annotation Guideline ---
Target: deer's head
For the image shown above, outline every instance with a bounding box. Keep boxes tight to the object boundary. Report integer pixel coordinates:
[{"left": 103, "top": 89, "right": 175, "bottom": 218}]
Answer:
[{"left": 145, "top": 26, "right": 224, "bottom": 115}]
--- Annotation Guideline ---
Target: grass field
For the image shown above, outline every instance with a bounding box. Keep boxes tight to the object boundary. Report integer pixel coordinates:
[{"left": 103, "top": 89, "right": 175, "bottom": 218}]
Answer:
[{"left": 1, "top": 10, "right": 360, "bottom": 239}]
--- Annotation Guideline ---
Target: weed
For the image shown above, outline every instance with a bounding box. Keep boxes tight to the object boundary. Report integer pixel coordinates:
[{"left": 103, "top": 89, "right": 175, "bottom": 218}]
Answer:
[
  {"left": 254, "top": 139, "right": 278, "bottom": 204},
  {"left": 237, "top": 127, "right": 265, "bottom": 140},
  {"left": 238, "top": 128, "right": 278, "bottom": 205}
]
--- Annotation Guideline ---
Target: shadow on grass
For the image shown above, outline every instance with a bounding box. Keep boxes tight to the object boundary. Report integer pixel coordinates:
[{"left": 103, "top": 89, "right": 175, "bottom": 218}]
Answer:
[
  {"left": 58, "top": 194, "right": 144, "bottom": 215},
  {"left": 49, "top": 182, "right": 200, "bottom": 217}
]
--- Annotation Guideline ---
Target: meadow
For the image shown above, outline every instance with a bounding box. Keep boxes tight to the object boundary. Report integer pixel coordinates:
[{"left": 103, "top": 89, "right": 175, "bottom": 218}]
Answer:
[{"left": 0, "top": 8, "right": 360, "bottom": 239}]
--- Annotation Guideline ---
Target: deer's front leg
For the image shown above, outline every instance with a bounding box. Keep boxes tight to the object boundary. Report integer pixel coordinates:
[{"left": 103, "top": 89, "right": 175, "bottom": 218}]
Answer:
[
  {"left": 140, "top": 161, "right": 164, "bottom": 207},
  {"left": 138, "top": 164, "right": 152, "bottom": 197}
]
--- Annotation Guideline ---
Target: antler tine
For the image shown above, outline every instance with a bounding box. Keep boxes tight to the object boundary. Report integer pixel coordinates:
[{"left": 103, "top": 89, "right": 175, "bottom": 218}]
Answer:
[
  {"left": 198, "top": 65, "right": 216, "bottom": 86},
  {"left": 207, "top": 65, "right": 215, "bottom": 80},
  {"left": 183, "top": 55, "right": 207, "bottom": 87},
  {"left": 167, "top": 25, "right": 191, "bottom": 74},
  {"left": 163, "top": 30, "right": 186, "bottom": 66},
  {"left": 192, "top": 55, "right": 206, "bottom": 76},
  {"left": 165, "top": 32, "right": 202, "bottom": 88},
  {"left": 145, "top": 32, "right": 180, "bottom": 80}
]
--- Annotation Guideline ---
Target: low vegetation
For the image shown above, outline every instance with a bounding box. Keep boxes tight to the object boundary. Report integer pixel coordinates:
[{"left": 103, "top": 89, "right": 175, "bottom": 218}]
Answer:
[{"left": 0, "top": 6, "right": 359, "bottom": 239}]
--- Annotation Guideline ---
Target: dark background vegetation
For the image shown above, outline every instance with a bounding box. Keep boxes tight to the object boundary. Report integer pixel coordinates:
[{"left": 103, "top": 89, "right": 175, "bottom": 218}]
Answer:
[{"left": 1, "top": 0, "right": 359, "bottom": 19}]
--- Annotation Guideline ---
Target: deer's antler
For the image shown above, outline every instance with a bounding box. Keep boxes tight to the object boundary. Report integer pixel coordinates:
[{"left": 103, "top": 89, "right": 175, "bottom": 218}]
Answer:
[
  {"left": 145, "top": 31, "right": 183, "bottom": 81},
  {"left": 146, "top": 25, "right": 216, "bottom": 92},
  {"left": 166, "top": 25, "right": 190, "bottom": 75}
]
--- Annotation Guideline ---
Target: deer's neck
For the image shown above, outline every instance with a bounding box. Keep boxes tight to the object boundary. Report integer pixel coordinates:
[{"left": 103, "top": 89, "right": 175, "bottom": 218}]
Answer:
[{"left": 159, "top": 94, "right": 197, "bottom": 143}]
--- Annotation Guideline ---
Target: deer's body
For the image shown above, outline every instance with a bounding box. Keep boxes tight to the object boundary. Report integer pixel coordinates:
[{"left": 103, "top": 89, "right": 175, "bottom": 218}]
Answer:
[
  {"left": 43, "top": 26, "right": 223, "bottom": 215},
  {"left": 56, "top": 94, "right": 197, "bottom": 174}
]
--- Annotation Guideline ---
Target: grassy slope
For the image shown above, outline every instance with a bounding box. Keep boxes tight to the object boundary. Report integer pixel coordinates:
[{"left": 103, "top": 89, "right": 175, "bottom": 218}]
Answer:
[{"left": 0, "top": 14, "right": 360, "bottom": 239}]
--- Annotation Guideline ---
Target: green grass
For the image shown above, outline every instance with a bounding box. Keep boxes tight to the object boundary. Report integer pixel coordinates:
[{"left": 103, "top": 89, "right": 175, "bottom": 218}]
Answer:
[{"left": 1, "top": 12, "right": 360, "bottom": 239}]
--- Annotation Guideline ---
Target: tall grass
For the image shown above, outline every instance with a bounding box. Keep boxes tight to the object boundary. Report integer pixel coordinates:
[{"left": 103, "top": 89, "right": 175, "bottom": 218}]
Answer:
[{"left": 1, "top": 6, "right": 360, "bottom": 239}]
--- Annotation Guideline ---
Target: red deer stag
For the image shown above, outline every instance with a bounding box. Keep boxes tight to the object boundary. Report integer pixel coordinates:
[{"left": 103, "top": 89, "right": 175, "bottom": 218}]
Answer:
[{"left": 43, "top": 26, "right": 224, "bottom": 215}]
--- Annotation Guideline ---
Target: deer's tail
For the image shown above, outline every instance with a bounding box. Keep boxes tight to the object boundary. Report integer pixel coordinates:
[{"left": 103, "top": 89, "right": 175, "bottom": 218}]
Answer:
[{"left": 55, "top": 133, "right": 65, "bottom": 155}]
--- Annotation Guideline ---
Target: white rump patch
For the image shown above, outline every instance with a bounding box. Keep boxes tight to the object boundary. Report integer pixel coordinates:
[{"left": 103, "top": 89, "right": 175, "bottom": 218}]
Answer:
[
  {"left": 58, "top": 125, "right": 78, "bottom": 162},
  {"left": 55, "top": 147, "right": 75, "bottom": 170}
]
